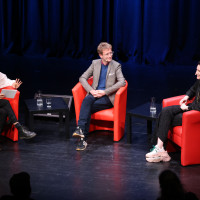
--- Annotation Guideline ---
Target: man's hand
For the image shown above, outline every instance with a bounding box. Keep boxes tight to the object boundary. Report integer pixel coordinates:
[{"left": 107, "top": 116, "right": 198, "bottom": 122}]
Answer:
[
  {"left": 180, "top": 95, "right": 189, "bottom": 105},
  {"left": 12, "top": 79, "right": 23, "bottom": 89},
  {"left": 96, "top": 90, "right": 106, "bottom": 98},
  {"left": 90, "top": 90, "right": 98, "bottom": 97},
  {"left": 180, "top": 103, "right": 189, "bottom": 111},
  {"left": 90, "top": 90, "right": 106, "bottom": 98},
  {"left": 0, "top": 93, "right": 5, "bottom": 99}
]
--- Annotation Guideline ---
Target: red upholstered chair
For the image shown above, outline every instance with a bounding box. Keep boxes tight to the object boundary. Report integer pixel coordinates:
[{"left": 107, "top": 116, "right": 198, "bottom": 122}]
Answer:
[
  {"left": 0, "top": 86, "right": 20, "bottom": 141},
  {"left": 162, "top": 95, "right": 200, "bottom": 166},
  {"left": 72, "top": 78, "right": 128, "bottom": 141}
]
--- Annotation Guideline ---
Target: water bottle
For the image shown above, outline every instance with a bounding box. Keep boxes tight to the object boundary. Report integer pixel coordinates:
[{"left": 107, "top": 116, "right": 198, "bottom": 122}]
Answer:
[
  {"left": 150, "top": 97, "right": 156, "bottom": 115},
  {"left": 37, "top": 90, "right": 43, "bottom": 107}
]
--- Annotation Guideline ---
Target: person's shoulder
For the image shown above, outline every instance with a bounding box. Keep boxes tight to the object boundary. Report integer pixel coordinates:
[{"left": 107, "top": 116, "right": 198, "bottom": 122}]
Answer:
[
  {"left": 110, "top": 60, "right": 121, "bottom": 67},
  {"left": 92, "top": 59, "right": 101, "bottom": 64}
]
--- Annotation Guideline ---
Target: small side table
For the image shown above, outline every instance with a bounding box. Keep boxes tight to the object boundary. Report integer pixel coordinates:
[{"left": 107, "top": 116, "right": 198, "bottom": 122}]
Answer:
[
  {"left": 24, "top": 97, "right": 70, "bottom": 138},
  {"left": 126, "top": 102, "right": 162, "bottom": 143}
]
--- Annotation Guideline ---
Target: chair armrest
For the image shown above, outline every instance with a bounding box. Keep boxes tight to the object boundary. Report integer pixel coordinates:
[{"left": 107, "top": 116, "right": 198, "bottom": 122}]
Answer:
[
  {"left": 162, "top": 95, "right": 185, "bottom": 108},
  {"left": 181, "top": 110, "right": 200, "bottom": 164},
  {"left": 114, "top": 81, "right": 128, "bottom": 119},
  {"left": 182, "top": 110, "right": 200, "bottom": 128},
  {"left": 0, "top": 86, "right": 20, "bottom": 118},
  {"left": 72, "top": 82, "right": 87, "bottom": 123}
]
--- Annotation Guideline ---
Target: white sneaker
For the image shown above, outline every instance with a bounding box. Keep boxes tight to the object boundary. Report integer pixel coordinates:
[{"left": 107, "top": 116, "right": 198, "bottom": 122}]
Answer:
[
  {"left": 146, "top": 145, "right": 168, "bottom": 158},
  {"left": 146, "top": 155, "right": 171, "bottom": 163},
  {"left": 146, "top": 145, "right": 171, "bottom": 162}
]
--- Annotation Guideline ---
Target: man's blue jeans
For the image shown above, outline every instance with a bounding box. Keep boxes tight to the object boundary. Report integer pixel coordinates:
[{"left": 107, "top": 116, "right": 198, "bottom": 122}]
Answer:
[{"left": 78, "top": 94, "right": 113, "bottom": 139}]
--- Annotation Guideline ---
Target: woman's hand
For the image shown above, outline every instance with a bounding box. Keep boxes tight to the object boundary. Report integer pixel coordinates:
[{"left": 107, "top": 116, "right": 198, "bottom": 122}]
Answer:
[
  {"left": 12, "top": 79, "right": 23, "bottom": 89},
  {"left": 180, "top": 95, "right": 189, "bottom": 105},
  {"left": 180, "top": 103, "right": 189, "bottom": 111},
  {"left": 0, "top": 93, "right": 5, "bottom": 99}
]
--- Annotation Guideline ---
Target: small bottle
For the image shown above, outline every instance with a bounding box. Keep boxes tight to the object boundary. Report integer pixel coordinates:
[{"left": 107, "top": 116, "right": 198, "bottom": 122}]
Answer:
[
  {"left": 150, "top": 97, "right": 156, "bottom": 115},
  {"left": 37, "top": 90, "right": 43, "bottom": 107}
]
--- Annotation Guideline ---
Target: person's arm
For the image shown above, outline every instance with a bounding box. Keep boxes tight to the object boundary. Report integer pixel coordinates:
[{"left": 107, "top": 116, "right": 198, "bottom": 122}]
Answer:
[
  {"left": 104, "top": 64, "right": 126, "bottom": 96},
  {"left": 183, "top": 81, "right": 200, "bottom": 111},
  {"left": 0, "top": 72, "right": 15, "bottom": 88},
  {"left": 179, "top": 95, "right": 189, "bottom": 105},
  {"left": 185, "top": 81, "right": 199, "bottom": 99},
  {"left": 79, "top": 62, "right": 95, "bottom": 93}
]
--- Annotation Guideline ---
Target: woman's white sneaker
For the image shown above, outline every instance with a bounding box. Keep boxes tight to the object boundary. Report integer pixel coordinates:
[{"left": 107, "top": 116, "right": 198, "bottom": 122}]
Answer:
[{"left": 146, "top": 145, "right": 171, "bottom": 162}]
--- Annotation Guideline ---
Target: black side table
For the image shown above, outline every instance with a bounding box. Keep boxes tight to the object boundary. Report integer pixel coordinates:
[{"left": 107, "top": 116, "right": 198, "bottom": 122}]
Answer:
[
  {"left": 126, "top": 102, "right": 162, "bottom": 143},
  {"left": 24, "top": 97, "right": 70, "bottom": 138}
]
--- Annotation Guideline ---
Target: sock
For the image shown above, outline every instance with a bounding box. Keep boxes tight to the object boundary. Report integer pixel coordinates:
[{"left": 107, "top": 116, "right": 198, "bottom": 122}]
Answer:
[{"left": 15, "top": 123, "right": 23, "bottom": 133}]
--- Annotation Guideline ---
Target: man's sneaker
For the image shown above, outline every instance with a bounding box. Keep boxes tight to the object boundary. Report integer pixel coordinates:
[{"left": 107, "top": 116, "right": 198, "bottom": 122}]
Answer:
[
  {"left": 72, "top": 126, "right": 85, "bottom": 138},
  {"left": 146, "top": 154, "right": 171, "bottom": 162},
  {"left": 146, "top": 145, "right": 169, "bottom": 158},
  {"left": 19, "top": 126, "right": 37, "bottom": 140},
  {"left": 76, "top": 138, "right": 87, "bottom": 151}
]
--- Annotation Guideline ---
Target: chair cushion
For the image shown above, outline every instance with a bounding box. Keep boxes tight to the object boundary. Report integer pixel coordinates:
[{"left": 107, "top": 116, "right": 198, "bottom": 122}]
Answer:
[{"left": 91, "top": 108, "right": 114, "bottom": 121}]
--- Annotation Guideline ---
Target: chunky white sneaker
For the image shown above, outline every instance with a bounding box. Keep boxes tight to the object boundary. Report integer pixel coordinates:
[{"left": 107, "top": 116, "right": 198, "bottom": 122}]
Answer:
[
  {"left": 146, "top": 145, "right": 168, "bottom": 158},
  {"left": 146, "top": 154, "right": 171, "bottom": 163},
  {"left": 146, "top": 145, "right": 171, "bottom": 163}
]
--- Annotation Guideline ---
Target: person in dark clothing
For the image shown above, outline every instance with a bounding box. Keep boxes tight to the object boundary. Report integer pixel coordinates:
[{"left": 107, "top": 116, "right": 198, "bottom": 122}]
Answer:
[
  {"left": 157, "top": 170, "right": 198, "bottom": 200},
  {"left": 0, "top": 72, "right": 36, "bottom": 151},
  {"left": 146, "top": 62, "right": 200, "bottom": 162}
]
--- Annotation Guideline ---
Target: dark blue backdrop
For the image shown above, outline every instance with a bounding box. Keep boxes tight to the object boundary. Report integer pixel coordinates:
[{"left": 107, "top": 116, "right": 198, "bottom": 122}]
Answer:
[{"left": 1, "top": 0, "right": 200, "bottom": 65}]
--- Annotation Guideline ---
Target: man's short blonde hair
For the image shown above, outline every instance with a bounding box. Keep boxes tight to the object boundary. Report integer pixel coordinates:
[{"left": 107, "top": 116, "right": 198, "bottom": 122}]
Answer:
[{"left": 97, "top": 42, "right": 112, "bottom": 55}]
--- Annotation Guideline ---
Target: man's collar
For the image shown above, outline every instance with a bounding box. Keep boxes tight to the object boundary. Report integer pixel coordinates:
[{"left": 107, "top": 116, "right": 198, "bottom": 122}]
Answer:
[{"left": 101, "top": 60, "right": 109, "bottom": 66}]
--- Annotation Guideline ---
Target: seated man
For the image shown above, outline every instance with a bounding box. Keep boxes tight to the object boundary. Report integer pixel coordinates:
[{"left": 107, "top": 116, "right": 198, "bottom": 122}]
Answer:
[
  {"left": 72, "top": 42, "right": 126, "bottom": 151},
  {"left": 146, "top": 62, "right": 200, "bottom": 163},
  {"left": 0, "top": 72, "right": 36, "bottom": 151}
]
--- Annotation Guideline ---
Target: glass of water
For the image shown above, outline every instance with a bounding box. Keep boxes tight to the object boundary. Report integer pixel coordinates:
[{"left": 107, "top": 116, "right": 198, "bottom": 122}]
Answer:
[
  {"left": 37, "top": 98, "right": 43, "bottom": 107},
  {"left": 46, "top": 98, "right": 52, "bottom": 108},
  {"left": 36, "top": 91, "right": 43, "bottom": 107}
]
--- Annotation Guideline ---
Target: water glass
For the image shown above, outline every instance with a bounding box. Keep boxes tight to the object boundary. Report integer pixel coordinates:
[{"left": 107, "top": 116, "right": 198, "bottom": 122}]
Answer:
[
  {"left": 37, "top": 98, "right": 43, "bottom": 107},
  {"left": 46, "top": 98, "right": 52, "bottom": 108}
]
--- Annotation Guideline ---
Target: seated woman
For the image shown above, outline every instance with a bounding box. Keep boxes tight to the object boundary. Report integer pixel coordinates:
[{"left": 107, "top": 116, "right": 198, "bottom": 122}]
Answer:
[
  {"left": 146, "top": 62, "right": 200, "bottom": 162},
  {"left": 0, "top": 72, "right": 36, "bottom": 151}
]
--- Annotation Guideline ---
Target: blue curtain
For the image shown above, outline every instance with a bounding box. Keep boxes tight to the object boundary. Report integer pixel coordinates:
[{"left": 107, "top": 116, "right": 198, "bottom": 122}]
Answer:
[{"left": 1, "top": 0, "right": 200, "bottom": 64}]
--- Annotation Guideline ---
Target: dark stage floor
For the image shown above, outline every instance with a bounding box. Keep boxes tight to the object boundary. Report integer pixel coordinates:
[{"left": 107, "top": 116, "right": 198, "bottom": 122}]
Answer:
[
  {"left": 0, "top": 116, "right": 200, "bottom": 200},
  {"left": 0, "top": 55, "right": 200, "bottom": 200}
]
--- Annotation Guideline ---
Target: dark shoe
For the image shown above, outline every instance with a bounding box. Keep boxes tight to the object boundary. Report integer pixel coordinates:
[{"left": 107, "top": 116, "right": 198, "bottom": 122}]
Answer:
[
  {"left": 0, "top": 146, "right": 2, "bottom": 151},
  {"left": 19, "top": 127, "right": 37, "bottom": 140},
  {"left": 76, "top": 138, "right": 87, "bottom": 151},
  {"left": 72, "top": 126, "right": 85, "bottom": 138}
]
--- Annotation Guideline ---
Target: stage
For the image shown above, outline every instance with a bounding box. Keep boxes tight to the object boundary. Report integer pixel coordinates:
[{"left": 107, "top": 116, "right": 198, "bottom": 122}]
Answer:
[{"left": 0, "top": 55, "right": 200, "bottom": 200}]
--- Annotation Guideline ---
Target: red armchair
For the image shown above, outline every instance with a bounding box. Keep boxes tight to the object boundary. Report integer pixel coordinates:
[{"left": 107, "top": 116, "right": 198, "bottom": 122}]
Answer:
[
  {"left": 0, "top": 86, "right": 20, "bottom": 141},
  {"left": 72, "top": 78, "right": 128, "bottom": 141},
  {"left": 162, "top": 95, "right": 200, "bottom": 166}
]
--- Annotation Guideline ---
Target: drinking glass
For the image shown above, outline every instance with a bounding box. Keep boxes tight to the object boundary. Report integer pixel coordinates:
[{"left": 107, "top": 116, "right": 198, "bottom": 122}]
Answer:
[{"left": 46, "top": 98, "right": 52, "bottom": 108}]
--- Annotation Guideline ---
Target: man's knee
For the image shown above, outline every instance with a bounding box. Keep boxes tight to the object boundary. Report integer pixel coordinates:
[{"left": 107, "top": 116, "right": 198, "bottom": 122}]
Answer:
[{"left": 82, "top": 94, "right": 95, "bottom": 104}]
